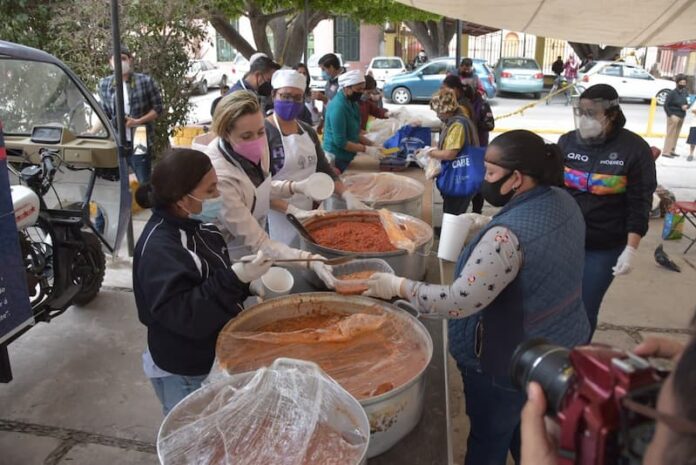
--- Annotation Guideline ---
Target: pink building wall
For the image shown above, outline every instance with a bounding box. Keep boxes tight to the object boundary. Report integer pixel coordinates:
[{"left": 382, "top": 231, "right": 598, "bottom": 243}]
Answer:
[{"left": 344, "top": 24, "right": 382, "bottom": 73}]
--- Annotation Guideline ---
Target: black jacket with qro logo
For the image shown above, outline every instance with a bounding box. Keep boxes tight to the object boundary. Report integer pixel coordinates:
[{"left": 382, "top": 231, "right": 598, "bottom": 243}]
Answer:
[{"left": 558, "top": 128, "right": 657, "bottom": 250}]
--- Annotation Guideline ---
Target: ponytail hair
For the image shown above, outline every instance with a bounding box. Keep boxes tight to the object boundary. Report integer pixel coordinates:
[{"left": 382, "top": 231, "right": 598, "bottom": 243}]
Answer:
[
  {"left": 489, "top": 130, "right": 564, "bottom": 187},
  {"left": 134, "top": 148, "right": 213, "bottom": 209}
]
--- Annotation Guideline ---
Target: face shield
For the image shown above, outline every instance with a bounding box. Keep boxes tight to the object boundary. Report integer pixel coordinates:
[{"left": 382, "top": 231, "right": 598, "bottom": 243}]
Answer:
[{"left": 572, "top": 97, "right": 620, "bottom": 144}]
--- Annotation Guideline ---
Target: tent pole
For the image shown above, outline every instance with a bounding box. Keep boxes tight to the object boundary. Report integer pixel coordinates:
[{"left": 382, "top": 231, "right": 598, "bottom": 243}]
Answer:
[
  {"left": 455, "top": 20, "right": 462, "bottom": 67},
  {"left": 304, "top": 0, "right": 309, "bottom": 62},
  {"left": 110, "top": 0, "right": 134, "bottom": 256}
]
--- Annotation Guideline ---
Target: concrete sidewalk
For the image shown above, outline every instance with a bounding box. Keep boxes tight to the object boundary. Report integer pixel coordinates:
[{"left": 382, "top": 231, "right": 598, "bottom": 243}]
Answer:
[{"left": 1, "top": 209, "right": 695, "bottom": 464}]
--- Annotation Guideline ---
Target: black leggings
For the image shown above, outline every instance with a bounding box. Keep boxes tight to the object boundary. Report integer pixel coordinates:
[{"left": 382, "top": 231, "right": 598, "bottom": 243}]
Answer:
[
  {"left": 443, "top": 195, "right": 472, "bottom": 215},
  {"left": 471, "top": 192, "right": 484, "bottom": 214}
]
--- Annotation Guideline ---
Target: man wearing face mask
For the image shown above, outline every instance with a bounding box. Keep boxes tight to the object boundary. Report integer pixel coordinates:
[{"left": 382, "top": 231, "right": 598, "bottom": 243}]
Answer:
[
  {"left": 322, "top": 70, "right": 381, "bottom": 173},
  {"left": 558, "top": 84, "right": 656, "bottom": 338},
  {"left": 97, "top": 47, "right": 163, "bottom": 183},
  {"left": 362, "top": 130, "right": 590, "bottom": 465},
  {"left": 317, "top": 53, "right": 344, "bottom": 104},
  {"left": 228, "top": 56, "right": 281, "bottom": 113},
  {"left": 458, "top": 58, "right": 485, "bottom": 97},
  {"left": 413, "top": 50, "right": 428, "bottom": 68},
  {"left": 662, "top": 74, "right": 690, "bottom": 158}
]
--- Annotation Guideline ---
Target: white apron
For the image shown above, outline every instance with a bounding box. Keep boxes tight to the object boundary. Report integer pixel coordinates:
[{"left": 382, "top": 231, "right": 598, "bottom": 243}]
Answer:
[
  {"left": 219, "top": 140, "right": 272, "bottom": 259},
  {"left": 268, "top": 114, "right": 318, "bottom": 244}
]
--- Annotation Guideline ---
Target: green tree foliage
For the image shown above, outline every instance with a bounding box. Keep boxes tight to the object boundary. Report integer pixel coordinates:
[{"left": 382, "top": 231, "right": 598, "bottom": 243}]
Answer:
[
  {"left": 0, "top": 0, "right": 207, "bottom": 158},
  {"left": 207, "top": 0, "right": 437, "bottom": 65}
]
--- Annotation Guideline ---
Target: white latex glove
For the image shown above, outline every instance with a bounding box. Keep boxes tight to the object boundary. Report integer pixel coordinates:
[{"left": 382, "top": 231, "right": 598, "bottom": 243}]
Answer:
[
  {"left": 232, "top": 251, "right": 274, "bottom": 283},
  {"left": 309, "top": 256, "right": 336, "bottom": 289},
  {"left": 249, "top": 278, "right": 265, "bottom": 297},
  {"left": 342, "top": 191, "right": 372, "bottom": 210},
  {"left": 364, "top": 146, "right": 383, "bottom": 159},
  {"left": 612, "top": 245, "right": 637, "bottom": 276},
  {"left": 388, "top": 107, "right": 403, "bottom": 118},
  {"left": 362, "top": 272, "right": 406, "bottom": 300},
  {"left": 286, "top": 203, "right": 327, "bottom": 220}
]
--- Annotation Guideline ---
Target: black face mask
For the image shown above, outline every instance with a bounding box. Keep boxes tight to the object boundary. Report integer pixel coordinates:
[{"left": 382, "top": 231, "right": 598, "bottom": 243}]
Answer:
[
  {"left": 677, "top": 84, "right": 687, "bottom": 90},
  {"left": 348, "top": 91, "right": 363, "bottom": 102},
  {"left": 257, "top": 80, "right": 273, "bottom": 97},
  {"left": 481, "top": 171, "right": 515, "bottom": 207}
]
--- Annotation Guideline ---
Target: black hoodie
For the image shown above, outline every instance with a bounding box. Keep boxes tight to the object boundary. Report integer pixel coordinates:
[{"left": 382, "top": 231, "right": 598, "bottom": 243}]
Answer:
[
  {"left": 133, "top": 208, "right": 250, "bottom": 376},
  {"left": 558, "top": 127, "right": 657, "bottom": 250}
]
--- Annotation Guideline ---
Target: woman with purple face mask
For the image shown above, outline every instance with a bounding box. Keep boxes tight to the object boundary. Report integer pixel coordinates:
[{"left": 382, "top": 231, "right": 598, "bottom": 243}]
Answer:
[
  {"left": 264, "top": 69, "right": 351, "bottom": 244},
  {"left": 202, "top": 90, "right": 336, "bottom": 288}
]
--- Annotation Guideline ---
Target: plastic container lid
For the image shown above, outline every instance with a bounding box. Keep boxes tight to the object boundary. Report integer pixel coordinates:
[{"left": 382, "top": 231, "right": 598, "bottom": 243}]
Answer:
[{"left": 332, "top": 259, "right": 395, "bottom": 295}]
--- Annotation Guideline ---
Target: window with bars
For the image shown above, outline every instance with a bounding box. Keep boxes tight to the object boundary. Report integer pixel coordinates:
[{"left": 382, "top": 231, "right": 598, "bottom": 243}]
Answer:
[
  {"left": 216, "top": 19, "right": 240, "bottom": 62},
  {"left": 334, "top": 17, "right": 360, "bottom": 62}
]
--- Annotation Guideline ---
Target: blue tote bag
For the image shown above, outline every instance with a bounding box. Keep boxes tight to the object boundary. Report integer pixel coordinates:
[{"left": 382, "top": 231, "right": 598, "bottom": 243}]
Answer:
[{"left": 436, "top": 145, "right": 486, "bottom": 197}]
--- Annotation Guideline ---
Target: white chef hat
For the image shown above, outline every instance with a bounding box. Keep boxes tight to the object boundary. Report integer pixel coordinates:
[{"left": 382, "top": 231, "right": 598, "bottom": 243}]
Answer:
[
  {"left": 338, "top": 70, "right": 365, "bottom": 89},
  {"left": 271, "top": 69, "right": 307, "bottom": 92},
  {"left": 249, "top": 52, "right": 268, "bottom": 65}
]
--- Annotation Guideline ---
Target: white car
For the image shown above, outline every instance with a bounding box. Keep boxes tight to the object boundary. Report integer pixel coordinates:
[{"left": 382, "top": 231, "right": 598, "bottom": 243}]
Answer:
[
  {"left": 577, "top": 61, "right": 675, "bottom": 105},
  {"left": 308, "top": 53, "right": 347, "bottom": 90},
  {"left": 186, "top": 60, "right": 228, "bottom": 94},
  {"left": 366, "top": 56, "right": 406, "bottom": 89},
  {"left": 230, "top": 54, "right": 250, "bottom": 82}
]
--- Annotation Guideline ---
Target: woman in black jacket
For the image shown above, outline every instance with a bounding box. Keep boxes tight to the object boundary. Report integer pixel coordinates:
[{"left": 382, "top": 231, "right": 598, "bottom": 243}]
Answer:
[
  {"left": 558, "top": 84, "right": 657, "bottom": 338},
  {"left": 133, "top": 148, "right": 272, "bottom": 414}
]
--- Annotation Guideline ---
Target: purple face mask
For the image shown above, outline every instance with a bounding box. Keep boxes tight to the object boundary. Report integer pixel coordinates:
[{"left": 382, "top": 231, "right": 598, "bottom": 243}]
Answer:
[{"left": 274, "top": 100, "right": 304, "bottom": 121}]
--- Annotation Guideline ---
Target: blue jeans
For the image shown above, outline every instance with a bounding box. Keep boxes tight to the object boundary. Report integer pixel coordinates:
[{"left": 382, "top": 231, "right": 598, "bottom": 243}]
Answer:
[
  {"left": 150, "top": 374, "right": 207, "bottom": 415},
  {"left": 127, "top": 153, "right": 152, "bottom": 184},
  {"left": 583, "top": 246, "right": 624, "bottom": 338},
  {"left": 460, "top": 367, "right": 527, "bottom": 465}
]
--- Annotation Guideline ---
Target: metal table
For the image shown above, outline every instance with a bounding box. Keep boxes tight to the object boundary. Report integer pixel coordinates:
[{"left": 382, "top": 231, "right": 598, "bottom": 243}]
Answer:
[{"left": 288, "top": 268, "right": 451, "bottom": 465}]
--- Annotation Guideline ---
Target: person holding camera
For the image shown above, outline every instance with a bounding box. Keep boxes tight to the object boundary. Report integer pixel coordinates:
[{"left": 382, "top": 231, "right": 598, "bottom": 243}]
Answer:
[
  {"left": 520, "top": 329, "right": 696, "bottom": 465},
  {"left": 363, "top": 130, "right": 590, "bottom": 465}
]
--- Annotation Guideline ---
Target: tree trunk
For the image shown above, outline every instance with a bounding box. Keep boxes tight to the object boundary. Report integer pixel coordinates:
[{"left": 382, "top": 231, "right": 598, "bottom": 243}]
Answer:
[
  {"left": 275, "top": 11, "right": 328, "bottom": 65},
  {"left": 210, "top": 12, "right": 255, "bottom": 59},
  {"left": 405, "top": 19, "right": 456, "bottom": 59},
  {"left": 568, "top": 42, "right": 622, "bottom": 61}
]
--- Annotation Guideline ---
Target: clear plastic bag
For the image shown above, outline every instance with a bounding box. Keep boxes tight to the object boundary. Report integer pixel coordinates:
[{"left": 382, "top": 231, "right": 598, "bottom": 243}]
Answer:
[
  {"left": 424, "top": 157, "right": 442, "bottom": 180},
  {"left": 158, "top": 358, "right": 369, "bottom": 465},
  {"left": 342, "top": 173, "right": 424, "bottom": 204},
  {"left": 332, "top": 258, "right": 394, "bottom": 295},
  {"left": 214, "top": 306, "right": 430, "bottom": 401}
]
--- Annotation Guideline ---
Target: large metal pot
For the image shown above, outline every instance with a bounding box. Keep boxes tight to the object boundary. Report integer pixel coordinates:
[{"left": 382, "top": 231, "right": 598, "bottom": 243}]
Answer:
[
  {"left": 326, "top": 173, "right": 425, "bottom": 217},
  {"left": 158, "top": 358, "right": 370, "bottom": 465},
  {"left": 216, "top": 293, "right": 434, "bottom": 458},
  {"left": 297, "top": 210, "right": 433, "bottom": 280}
]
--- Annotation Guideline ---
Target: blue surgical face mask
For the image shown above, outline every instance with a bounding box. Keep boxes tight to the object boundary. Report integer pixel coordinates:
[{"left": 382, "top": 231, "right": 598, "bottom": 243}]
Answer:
[
  {"left": 187, "top": 194, "right": 223, "bottom": 223},
  {"left": 322, "top": 70, "right": 331, "bottom": 81}
]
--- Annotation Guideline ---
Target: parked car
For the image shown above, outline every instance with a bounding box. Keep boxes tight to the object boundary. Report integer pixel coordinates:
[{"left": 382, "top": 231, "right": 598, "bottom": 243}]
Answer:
[
  {"left": 577, "top": 61, "right": 675, "bottom": 105},
  {"left": 366, "top": 56, "right": 407, "bottom": 89},
  {"left": 229, "top": 54, "right": 250, "bottom": 81},
  {"left": 383, "top": 57, "right": 496, "bottom": 105},
  {"left": 185, "top": 60, "right": 228, "bottom": 94},
  {"left": 493, "top": 57, "right": 544, "bottom": 98}
]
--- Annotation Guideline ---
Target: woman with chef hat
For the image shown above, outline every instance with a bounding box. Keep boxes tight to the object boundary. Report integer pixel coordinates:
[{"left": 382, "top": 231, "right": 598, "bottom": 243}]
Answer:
[
  {"left": 322, "top": 70, "right": 383, "bottom": 173},
  {"left": 265, "top": 69, "right": 368, "bottom": 242},
  {"left": 203, "top": 90, "right": 335, "bottom": 287}
]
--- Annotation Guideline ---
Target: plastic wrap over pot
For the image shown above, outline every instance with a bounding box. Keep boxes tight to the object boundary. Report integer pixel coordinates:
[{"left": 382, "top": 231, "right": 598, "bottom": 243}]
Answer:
[{"left": 157, "top": 358, "right": 369, "bottom": 465}]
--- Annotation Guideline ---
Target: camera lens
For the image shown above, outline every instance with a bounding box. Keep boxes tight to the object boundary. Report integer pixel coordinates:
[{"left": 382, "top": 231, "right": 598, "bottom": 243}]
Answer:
[{"left": 510, "top": 338, "right": 575, "bottom": 415}]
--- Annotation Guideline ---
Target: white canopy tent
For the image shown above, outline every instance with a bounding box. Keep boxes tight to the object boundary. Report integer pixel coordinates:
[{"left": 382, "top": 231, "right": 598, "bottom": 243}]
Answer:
[{"left": 395, "top": 0, "right": 696, "bottom": 47}]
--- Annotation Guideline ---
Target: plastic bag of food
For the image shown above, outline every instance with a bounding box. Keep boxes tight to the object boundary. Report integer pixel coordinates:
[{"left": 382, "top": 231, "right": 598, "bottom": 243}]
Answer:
[
  {"left": 158, "top": 358, "right": 368, "bottom": 465},
  {"left": 342, "top": 173, "right": 424, "bottom": 204},
  {"left": 424, "top": 157, "right": 442, "bottom": 180},
  {"left": 214, "top": 301, "right": 430, "bottom": 401},
  {"left": 378, "top": 208, "right": 419, "bottom": 254}
]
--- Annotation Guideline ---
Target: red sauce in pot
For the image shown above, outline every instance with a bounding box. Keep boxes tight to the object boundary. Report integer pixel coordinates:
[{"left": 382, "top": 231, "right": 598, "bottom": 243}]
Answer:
[{"left": 311, "top": 221, "right": 397, "bottom": 252}]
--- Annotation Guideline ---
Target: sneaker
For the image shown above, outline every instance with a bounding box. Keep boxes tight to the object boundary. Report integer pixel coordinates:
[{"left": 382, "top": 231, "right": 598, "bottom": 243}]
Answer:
[
  {"left": 662, "top": 152, "right": 675, "bottom": 158},
  {"left": 670, "top": 152, "right": 681, "bottom": 158},
  {"left": 688, "top": 155, "right": 694, "bottom": 162}
]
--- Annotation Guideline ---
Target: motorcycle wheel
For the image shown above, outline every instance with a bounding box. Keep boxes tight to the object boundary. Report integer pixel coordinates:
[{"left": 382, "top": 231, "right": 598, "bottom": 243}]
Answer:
[{"left": 72, "top": 232, "right": 106, "bottom": 306}]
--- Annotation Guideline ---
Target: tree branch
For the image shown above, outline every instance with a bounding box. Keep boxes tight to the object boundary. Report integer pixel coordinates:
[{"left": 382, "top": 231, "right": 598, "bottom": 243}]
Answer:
[
  {"left": 261, "top": 8, "right": 295, "bottom": 21},
  {"left": 210, "top": 11, "right": 256, "bottom": 58}
]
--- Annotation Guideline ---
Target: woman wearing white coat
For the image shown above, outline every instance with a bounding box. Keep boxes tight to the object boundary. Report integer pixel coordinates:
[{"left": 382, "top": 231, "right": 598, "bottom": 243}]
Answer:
[
  {"left": 264, "top": 69, "right": 369, "bottom": 243},
  {"left": 203, "top": 90, "right": 334, "bottom": 286}
]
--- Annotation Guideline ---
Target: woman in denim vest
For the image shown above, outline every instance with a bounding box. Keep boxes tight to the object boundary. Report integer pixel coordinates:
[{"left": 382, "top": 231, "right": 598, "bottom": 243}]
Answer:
[{"left": 364, "top": 130, "right": 590, "bottom": 465}]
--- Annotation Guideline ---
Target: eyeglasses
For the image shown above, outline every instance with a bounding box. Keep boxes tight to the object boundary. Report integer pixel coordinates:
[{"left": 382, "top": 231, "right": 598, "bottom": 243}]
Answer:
[
  {"left": 275, "top": 93, "right": 304, "bottom": 103},
  {"left": 573, "top": 107, "right": 602, "bottom": 118}
]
